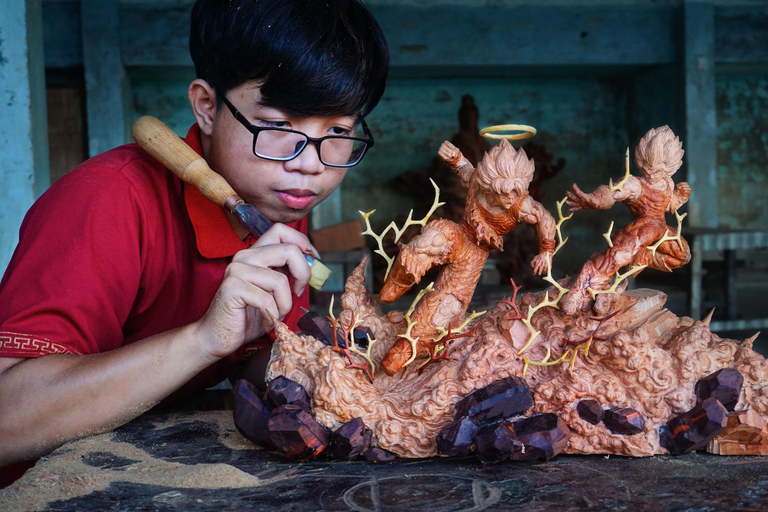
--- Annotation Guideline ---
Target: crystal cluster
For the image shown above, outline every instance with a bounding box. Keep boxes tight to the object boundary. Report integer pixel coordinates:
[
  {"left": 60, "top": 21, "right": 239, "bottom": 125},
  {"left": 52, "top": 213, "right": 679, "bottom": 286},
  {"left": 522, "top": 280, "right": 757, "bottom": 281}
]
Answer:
[
  {"left": 437, "top": 377, "right": 570, "bottom": 462},
  {"left": 577, "top": 398, "right": 646, "bottom": 435},
  {"left": 233, "top": 377, "right": 395, "bottom": 461},
  {"left": 660, "top": 369, "right": 742, "bottom": 455}
]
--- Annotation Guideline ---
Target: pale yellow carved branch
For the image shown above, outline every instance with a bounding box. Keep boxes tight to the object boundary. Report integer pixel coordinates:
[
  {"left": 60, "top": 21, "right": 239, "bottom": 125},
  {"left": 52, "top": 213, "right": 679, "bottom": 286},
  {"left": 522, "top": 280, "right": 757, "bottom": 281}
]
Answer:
[
  {"left": 521, "top": 345, "right": 572, "bottom": 376},
  {"left": 587, "top": 264, "right": 647, "bottom": 300},
  {"left": 397, "top": 282, "right": 436, "bottom": 368},
  {"left": 435, "top": 309, "right": 486, "bottom": 339},
  {"left": 327, "top": 294, "right": 337, "bottom": 321},
  {"left": 516, "top": 203, "right": 570, "bottom": 356},
  {"left": 359, "top": 179, "right": 445, "bottom": 280},
  {"left": 609, "top": 147, "right": 632, "bottom": 193},
  {"left": 517, "top": 291, "right": 560, "bottom": 355},
  {"left": 648, "top": 210, "right": 688, "bottom": 256},
  {"left": 603, "top": 221, "right": 615, "bottom": 248},
  {"left": 552, "top": 196, "right": 573, "bottom": 258},
  {"left": 541, "top": 262, "right": 569, "bottom": 307},
  {"left": 348, "top": 325, "right": 378, "bottom": 380},
  {"left": 568, "top": 336, "right": 594, "bottom": 369},
  {"left": 359, "top": 210, "right": 395, "bottom": 276}
]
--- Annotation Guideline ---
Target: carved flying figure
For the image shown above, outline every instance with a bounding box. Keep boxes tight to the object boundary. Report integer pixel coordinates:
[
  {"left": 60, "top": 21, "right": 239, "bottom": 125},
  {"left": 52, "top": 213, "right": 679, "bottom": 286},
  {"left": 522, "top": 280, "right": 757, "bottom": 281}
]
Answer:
[
  {"left": 560, "top": 125, "right": 692, "bottom": 315},
  {"left": 378, "top": 139, "right": 557, "bottom": 375}
]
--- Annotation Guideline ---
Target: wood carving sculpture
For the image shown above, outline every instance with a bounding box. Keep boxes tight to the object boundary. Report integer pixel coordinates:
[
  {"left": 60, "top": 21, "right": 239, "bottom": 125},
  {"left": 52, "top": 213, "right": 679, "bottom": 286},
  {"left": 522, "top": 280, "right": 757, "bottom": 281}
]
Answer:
[
  {"left": 560, "top": 126, "right": 692, "bottom": 315},
  {"left": 260, "top": 125, "right": 767, "bottom": 461},
  {"left": 378, "top": 139, "right": 558, "bottom": 375}
]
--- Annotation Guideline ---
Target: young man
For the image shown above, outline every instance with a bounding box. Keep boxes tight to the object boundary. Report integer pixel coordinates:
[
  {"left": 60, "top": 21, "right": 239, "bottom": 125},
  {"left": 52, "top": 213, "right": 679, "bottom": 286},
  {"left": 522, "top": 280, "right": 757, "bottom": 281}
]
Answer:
[{"left": 0, "top": 0, "right": 389, "bottom": 473}]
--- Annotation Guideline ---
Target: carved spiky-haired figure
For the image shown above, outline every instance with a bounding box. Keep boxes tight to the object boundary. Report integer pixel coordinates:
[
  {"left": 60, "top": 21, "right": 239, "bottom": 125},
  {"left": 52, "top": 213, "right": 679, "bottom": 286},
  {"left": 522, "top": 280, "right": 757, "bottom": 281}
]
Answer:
[
  {"left": 378, "top": 139, "right": 557, "bottom": 375},
  {"left": 562, "top": 126, "right": 692, "bottom": 315},
  {"left": 473, "top": 138, "right": 536, "bottom": 197},
  {"left": 634, "top": 125, "right": 685, "bottom": 177}
]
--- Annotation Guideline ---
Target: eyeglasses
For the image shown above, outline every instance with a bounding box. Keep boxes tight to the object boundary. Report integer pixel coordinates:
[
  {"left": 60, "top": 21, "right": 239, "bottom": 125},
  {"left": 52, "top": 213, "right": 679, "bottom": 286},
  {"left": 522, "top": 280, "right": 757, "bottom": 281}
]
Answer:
[{"left": 219, "top": 94, "right": 374, "bottom": 168}]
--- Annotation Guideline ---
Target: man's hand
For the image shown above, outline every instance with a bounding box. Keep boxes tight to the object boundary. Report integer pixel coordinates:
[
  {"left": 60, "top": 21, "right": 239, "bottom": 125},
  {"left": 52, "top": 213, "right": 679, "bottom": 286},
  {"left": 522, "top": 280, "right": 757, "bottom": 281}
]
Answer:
[{"left": 193, "top": 223, "right": 317, "bottom": 361}]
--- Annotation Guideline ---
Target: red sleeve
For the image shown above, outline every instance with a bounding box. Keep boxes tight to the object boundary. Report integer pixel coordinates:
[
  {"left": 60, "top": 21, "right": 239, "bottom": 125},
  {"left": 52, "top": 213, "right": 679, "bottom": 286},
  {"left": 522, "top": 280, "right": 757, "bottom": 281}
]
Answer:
[{"left": 0, "top": 158, "right": 149, "bottom": 358}]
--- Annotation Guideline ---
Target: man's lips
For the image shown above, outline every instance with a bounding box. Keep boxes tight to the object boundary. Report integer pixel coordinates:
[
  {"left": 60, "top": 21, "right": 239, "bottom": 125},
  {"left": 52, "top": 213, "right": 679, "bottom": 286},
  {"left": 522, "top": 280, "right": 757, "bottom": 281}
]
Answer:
[{"left": 275, "top": 189, "right": 316, "bottom": 210}]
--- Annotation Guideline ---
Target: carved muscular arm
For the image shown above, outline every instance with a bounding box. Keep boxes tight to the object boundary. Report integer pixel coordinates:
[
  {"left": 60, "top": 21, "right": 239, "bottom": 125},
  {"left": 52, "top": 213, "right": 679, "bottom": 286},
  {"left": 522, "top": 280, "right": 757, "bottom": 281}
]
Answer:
[
  {"left": 668, "top": 181, "right": 692, "bottom": 212},
  {"left": 519, "top": 198, "right": 558, "bottom": 276},
  {"left": 379, "top": 221, "right": 455, "bottom": 303},
  {"left": 438, "top": 141, "right": 474, "bottom": 187},
  {"left": 566, "top": 177, "right": 641, "bottom": 212}
]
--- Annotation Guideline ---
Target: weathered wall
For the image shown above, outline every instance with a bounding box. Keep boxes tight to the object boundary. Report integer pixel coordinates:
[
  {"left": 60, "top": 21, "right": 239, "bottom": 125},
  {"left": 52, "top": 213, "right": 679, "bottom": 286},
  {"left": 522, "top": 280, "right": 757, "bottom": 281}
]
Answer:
[
  {"left": 351, "top": 76, "right": 635, "bottom": 272},
  {"left": 0, "top": 0, "right": 49, "bottom": 275},
  {"left": 34, "top": 1, "right": 768, "bottom": 279},
  {"left": 130, "top": 72, "right": 640, "bottom": 271},
  {"left": 716, "top": 74, "right": 768, "bottom": 231}
]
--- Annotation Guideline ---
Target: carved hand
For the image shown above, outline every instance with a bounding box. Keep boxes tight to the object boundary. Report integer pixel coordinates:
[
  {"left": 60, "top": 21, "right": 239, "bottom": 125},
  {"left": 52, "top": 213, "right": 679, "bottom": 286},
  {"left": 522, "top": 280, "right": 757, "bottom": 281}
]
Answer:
[
  {"left": 438, "top": 141, "right": 462, "bottom": 168},
  {"left": 675, "top": 182, "right": 691, "bottom": 201},
  {"left": 565, "top": 184, "right": 595, "bottom": 211},
  {"left": 530, "top": 252, "right": 551, "bottom": 276}
]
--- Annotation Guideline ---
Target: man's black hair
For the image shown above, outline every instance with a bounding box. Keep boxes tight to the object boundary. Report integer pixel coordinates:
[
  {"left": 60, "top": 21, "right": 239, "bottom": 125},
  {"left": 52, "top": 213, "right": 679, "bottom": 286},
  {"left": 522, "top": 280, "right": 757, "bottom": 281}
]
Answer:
[{"left": 190, "top": 0, "right": 389, "bottom": 118}]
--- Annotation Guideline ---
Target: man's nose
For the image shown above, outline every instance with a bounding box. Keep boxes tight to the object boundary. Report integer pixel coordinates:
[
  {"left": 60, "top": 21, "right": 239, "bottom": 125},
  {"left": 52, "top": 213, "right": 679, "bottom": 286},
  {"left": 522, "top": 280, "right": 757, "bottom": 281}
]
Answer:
[{"left": 284, "top": 141, "right": 325, "bottom": 174}]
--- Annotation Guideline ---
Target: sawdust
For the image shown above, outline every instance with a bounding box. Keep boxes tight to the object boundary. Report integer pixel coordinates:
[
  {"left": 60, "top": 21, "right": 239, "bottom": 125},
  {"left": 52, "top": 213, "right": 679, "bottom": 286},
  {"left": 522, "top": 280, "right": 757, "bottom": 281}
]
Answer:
[{"left": 0, "top": 412, "right": 265, "bottom": 512}]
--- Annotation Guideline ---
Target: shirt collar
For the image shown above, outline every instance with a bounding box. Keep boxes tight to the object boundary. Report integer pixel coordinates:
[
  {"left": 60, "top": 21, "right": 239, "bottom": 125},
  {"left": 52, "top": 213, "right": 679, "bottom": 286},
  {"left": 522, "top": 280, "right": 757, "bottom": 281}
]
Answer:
[{"left": 182, "top": 124, "right": 304, "bottom": 259}]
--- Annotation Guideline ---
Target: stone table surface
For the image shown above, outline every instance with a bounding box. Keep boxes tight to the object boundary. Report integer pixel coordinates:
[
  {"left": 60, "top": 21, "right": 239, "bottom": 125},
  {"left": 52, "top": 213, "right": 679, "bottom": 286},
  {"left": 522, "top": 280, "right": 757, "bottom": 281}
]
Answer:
[{"left": 2, "top": 402, "right": 768, "bottom": 512}]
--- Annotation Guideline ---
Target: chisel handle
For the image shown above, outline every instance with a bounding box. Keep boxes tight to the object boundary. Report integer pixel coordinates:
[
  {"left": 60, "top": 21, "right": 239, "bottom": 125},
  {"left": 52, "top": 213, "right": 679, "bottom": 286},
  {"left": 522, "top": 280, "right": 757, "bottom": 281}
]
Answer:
[
  {"left": 132, "top": 115, "right": 239, "bottom": 209},
  {"left": 132, "top": 115, "right": 331, "bottom": 290}
]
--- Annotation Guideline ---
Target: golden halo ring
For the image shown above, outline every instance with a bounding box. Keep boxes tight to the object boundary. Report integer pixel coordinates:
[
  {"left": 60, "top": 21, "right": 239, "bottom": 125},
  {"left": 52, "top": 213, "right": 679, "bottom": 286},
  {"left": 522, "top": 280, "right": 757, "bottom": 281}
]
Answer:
[{"left": 479, "top": 124, "right": 537, "bottom": 141}]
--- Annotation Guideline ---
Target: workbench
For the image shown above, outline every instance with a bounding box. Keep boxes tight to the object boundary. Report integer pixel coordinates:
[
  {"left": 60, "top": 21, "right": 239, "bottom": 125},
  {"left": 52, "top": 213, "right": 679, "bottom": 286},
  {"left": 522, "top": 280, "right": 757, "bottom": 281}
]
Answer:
[{"left": 2, "top": 393, "right": 768, "bottom": 512}]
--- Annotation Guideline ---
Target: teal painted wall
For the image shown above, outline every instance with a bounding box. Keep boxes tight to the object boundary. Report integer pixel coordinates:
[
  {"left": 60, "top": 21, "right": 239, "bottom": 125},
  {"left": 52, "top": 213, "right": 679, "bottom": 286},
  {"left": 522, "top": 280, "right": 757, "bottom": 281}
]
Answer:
[
  {"left": 339, "top": 76, "right": 635, "bottom": 273},
  {"left": 130, "top": 72, "right": 639, "bottom": 272},
  {"left": 0, "top": 0, "right": 49, "bottom": 275},
  {"left": 716, "top": 74, "right": 768, "bottom": 231}
]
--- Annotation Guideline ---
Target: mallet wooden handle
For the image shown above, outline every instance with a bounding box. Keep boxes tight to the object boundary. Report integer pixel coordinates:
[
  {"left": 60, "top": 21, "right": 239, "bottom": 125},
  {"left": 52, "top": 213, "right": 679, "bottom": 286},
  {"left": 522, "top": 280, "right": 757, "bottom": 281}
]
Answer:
[
  {"left": 132, "top": 115, "right": 239, "bottom": 209},
  {"left": 132, "top": 115, "right": 333, "bottom": 290}
]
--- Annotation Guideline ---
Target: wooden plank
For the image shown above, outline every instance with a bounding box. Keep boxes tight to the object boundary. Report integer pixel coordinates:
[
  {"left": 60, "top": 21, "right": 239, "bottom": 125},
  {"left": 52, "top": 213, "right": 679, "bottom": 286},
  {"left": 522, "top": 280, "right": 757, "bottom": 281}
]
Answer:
[
  {"left": 0, "top": 0, "right": 50, "bottom": 274},
  {"left": 683, "top": 2, "right": 718, "bottom": 229},
  {"left": 47, "top": 86, "right": 87, "bottom": 183},
  {"left": 81, "top": 0, "right": 130, "bottom": 156}
]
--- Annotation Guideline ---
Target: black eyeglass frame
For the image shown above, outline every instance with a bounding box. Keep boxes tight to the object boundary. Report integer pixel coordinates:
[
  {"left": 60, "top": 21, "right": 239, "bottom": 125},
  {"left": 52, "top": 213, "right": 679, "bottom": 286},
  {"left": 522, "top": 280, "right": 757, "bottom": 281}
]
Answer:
[{"left": 218, "top": 94, "right": 375, "bottom": 168}]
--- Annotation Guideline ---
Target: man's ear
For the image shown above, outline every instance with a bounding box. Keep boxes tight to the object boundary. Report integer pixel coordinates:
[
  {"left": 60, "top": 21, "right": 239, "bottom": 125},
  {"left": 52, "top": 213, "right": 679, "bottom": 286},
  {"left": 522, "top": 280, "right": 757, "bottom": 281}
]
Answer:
[{"left": 188, "top": 79, "right": 218, "bottom": 136}]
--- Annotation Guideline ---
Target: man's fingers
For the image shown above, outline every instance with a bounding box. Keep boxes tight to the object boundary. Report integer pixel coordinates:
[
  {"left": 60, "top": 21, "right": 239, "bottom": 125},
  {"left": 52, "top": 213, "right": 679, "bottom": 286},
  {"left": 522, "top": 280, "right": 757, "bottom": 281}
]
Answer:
[
  {"left": 224, "top": 263, "right": 294, "bottom": 319},
  {"left": 233, "top": 244, "right": 311, "bottom": 296},
  {"left": 261, "top": 309, "right": 276, "bottom": 333},
  {"left": 253, "top": 223, "right": 319, "bottom": 258}
]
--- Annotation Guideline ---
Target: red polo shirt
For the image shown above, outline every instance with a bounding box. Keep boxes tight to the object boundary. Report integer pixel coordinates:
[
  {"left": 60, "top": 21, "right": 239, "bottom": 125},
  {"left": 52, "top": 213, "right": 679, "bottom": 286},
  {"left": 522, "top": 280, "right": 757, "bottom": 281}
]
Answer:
[{"left": 0, "top": 124, "right": 308, "bottom": 374}]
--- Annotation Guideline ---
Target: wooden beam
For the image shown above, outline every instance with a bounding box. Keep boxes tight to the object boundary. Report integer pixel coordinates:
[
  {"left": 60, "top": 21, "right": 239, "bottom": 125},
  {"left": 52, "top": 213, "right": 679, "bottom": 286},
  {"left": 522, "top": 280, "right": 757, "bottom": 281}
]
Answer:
[
  {"left": 42, "top": 3, "right": 768, "bottom": 71},
  {"left": 118, "top": 4, "right": 677, "bottom": 69},
  {"left": 81, "top": 0, "right": 130, "bottom": 157},
  {"left": 683, "top": 2, "right": 718, "bottom": 228},
  {"left": 715, "top": 6, "right": 768, "bottom": 64},
  {"left": 0, "top": 0, "right": 50, "bottom": 274}
]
